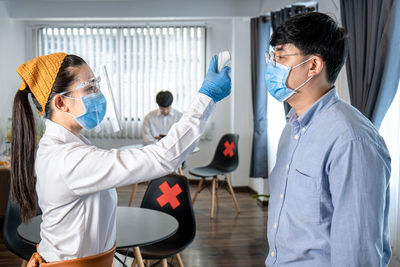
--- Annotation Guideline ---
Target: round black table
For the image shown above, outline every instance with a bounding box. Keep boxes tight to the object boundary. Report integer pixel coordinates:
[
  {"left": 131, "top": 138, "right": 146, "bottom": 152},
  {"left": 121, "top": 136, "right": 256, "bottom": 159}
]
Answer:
[{"left": 17, "top": 206, "right": 178, "bottom": 267}]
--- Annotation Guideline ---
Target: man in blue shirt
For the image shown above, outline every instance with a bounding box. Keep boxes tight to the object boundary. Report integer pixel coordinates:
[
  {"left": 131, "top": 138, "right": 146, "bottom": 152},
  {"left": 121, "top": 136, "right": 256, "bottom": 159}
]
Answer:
[{"left": 264, "top": 12, "right": 391, "bottom": 266}]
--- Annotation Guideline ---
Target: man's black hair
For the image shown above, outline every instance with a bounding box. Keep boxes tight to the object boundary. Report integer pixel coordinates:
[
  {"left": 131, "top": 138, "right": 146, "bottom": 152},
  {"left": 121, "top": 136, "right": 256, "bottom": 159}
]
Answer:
[
  {"left": 270, "top": 12, "right": 348, "bottom": 84},
  {"left": 156, "top": 91, "right": 174, "bottom": 108}
]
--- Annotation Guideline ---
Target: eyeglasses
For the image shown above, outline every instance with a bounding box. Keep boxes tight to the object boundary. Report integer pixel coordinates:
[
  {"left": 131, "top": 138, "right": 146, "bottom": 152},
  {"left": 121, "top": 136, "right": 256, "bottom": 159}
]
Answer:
[
  {"left": 265, "top": 51, "right": 302, "bottom": 66},
  {"left": 59, "top": 76, "right": 101, "bottom": 96}
]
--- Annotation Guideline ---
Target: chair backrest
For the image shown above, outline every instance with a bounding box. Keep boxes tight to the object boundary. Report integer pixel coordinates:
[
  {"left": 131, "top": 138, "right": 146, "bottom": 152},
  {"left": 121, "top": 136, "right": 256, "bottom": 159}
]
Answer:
[
  {"left": 140, "top": 175, "right": 196, "bottom": 244},
  {"left": 0, "top": 169, "right": 10, "bottom": 217},
  {"left": 27, "top": 242, "right": 116, "bottom": 267},
  {"left": 3, "top": 188, "right": 37, "bottom": 260},
  {"left": 209, "top": 134, "right": 239, "bottom": 172}
]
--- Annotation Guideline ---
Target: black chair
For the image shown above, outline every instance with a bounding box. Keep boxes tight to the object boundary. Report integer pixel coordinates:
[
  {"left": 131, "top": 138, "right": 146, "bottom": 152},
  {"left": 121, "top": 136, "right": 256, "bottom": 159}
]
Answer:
[
  {"left": 189, "top": 134, "right": 240, "bottom": 218},
  {"left": 3, "top": 188, "right": 37, "bottom": 266},
  {"left": 118, "top": 174, "right": 195, "bottom": 267}
]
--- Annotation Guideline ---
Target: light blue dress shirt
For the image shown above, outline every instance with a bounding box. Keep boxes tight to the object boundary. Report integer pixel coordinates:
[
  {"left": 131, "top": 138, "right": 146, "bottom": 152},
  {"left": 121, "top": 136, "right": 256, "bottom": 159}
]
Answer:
[{"left": 265, "top": 88, "right": 391, "bottom": 267}]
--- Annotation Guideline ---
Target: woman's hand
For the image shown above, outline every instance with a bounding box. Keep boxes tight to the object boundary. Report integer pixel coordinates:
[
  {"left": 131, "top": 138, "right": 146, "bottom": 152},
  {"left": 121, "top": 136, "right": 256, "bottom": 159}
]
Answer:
[{"left": 199, "top": 55, "right": 231, "bottom": 103}]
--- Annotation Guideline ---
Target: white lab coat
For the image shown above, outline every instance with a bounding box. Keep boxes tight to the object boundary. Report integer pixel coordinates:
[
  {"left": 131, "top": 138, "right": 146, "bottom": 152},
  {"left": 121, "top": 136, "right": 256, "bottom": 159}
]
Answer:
[
  {"left": 35, "top": 93, "right": 214, "bottom": 262},
  {"left": 142, "top": 108, "right": 183, "bottom": 145}
]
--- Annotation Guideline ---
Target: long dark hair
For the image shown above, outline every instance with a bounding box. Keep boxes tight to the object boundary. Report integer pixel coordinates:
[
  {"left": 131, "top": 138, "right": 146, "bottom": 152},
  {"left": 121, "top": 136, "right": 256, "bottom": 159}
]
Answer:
[{"left": 11, "top": 54, "right": 86, "bottom": 223}]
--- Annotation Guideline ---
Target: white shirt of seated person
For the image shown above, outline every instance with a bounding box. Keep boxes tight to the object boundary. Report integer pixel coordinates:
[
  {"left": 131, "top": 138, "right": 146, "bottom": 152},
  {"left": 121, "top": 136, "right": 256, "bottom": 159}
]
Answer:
[{"left": 142, "top": 106, "right": 183, "bottom": 145}]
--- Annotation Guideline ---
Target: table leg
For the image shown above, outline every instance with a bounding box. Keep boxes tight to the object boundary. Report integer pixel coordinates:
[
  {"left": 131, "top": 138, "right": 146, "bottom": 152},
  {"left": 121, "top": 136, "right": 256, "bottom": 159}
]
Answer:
[
  {"left": 132, "top": 247, "right": 144, "bottom": 267},
  {"left": 162, "top": 259, "right": 168, "bottom": 267}
]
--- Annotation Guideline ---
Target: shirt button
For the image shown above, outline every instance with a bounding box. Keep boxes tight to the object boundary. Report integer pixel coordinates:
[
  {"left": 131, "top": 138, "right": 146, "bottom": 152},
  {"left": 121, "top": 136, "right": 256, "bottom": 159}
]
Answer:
[
  {"left": 271, "top": 251, "right": 275, "bottom": 257},
  {"left": 273, "top": 223, "right": 278, "bottom": 229},
  {"left": 280, "top": 194, "right": 284, "bottom": 199},
  {"left": 294, "top": 134, "right": 299, "bottom": 140},
  {"left": 286, "top": 164, "right": 289, "bottom": 169}
]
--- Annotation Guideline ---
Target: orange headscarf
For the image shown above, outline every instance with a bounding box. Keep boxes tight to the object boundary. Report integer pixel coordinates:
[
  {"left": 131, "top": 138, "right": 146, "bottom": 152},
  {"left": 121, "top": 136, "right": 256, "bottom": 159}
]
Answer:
[{"left": 17, "top": 53, "right": 67, "bottom": 116}]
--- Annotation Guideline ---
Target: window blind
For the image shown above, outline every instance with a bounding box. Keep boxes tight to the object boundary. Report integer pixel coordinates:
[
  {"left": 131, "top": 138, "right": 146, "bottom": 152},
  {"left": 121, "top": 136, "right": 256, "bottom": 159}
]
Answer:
[{"left": 38, "top": 26, "right": 206, "bottom": 139}]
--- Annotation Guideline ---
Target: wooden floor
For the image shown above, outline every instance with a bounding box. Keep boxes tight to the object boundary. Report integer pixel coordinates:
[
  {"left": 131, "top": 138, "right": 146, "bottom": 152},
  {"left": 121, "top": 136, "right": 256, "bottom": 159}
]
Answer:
[{"left": 0, "top": 181, "right": 269, "bottom": 267}]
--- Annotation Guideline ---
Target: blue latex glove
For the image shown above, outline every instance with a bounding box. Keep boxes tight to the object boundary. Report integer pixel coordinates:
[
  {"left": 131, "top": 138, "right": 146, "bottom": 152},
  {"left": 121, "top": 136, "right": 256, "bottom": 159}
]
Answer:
[{"left": 199, "top": 55, "right": 231, "bottom": 103}]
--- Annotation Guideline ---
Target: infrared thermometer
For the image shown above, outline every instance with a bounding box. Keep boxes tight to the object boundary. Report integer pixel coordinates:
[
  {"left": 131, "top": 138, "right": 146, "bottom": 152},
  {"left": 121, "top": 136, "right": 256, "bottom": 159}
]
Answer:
[{"left": 217, "top": 50, "right": 231, "bottom": 73}]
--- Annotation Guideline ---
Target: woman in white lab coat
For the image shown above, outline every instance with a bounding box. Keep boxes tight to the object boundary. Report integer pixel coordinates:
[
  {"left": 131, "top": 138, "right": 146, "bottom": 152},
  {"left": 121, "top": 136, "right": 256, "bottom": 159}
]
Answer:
[{"left": 11, "top": 53, "right": 231, "bottom": 263}]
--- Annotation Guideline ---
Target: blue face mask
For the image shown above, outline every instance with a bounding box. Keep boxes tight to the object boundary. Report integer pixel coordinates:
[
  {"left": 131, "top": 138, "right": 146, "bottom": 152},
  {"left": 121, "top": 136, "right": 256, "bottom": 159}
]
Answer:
[
  {"left": 64, "top": 92, "right": 107, "bottom": 130},
  {"left": 265, "top": 57, "right": 314, "bottom": 102}
]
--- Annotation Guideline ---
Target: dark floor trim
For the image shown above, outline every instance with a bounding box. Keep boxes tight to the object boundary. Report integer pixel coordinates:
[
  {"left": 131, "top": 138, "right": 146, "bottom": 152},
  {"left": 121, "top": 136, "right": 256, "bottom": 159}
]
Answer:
[{"left": 187, "top": 178, "right": 258, "bottom": 194}]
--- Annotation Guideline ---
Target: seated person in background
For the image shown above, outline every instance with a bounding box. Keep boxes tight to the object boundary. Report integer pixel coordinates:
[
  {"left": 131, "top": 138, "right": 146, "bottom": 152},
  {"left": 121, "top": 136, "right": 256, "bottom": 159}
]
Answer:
[{"left": 142, "top": 91, "right": 183, "bottom": 144}]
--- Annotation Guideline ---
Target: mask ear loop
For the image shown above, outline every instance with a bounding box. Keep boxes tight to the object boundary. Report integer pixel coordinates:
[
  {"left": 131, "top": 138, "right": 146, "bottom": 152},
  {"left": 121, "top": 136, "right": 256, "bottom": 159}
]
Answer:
[
  {"left": 57, "top": 93, "right": 85, "bottom": 119},
  {"left": 289, "top": 56, "right": 318, "bottom": 92}
]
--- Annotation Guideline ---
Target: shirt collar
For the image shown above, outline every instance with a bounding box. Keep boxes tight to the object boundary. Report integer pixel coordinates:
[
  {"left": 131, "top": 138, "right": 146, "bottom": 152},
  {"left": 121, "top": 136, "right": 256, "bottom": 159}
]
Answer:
[
  {"left": 286, "top": 87, "right": 339, "bottom": 130},
  {"left": 157, "top": 108, "right": 174, "bottom": 117},
  {"left": 44, "top": 119, "right": 91, "bottom": 145}
]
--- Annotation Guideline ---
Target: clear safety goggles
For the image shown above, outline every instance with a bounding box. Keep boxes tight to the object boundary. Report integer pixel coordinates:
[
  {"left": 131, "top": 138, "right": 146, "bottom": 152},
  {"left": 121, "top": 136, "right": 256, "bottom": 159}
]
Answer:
[{"left": 59, "top": 76, "right": 102, "bottom": 96}]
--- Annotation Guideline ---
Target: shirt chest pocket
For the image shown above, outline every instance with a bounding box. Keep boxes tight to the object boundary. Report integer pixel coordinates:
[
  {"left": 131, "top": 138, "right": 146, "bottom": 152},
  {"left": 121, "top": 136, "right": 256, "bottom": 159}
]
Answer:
[{"left": 285, "top": 168, "right": 321, "bottom": 223}]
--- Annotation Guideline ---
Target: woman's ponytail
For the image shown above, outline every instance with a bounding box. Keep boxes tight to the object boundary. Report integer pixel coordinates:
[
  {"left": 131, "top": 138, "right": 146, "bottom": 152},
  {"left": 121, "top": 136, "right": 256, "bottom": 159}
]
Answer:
[
  {"left": 10, "top": 54, "right": 86, "bottom": 223},
  {"left": 11, "top": 89, "right": 37, "bottom": 223}
]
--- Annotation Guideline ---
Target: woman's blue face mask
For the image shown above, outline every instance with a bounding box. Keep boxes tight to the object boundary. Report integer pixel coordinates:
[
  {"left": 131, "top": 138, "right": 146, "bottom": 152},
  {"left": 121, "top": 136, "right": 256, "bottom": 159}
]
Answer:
[
  {"left": 73, "top": 92, "right": 107, "bottom": 130},
  {"left": 59, "top": 77, "right": 107, "bottom": 130},
  {"left": 264, "top": 52, "right": 315, "bottom": 102}
]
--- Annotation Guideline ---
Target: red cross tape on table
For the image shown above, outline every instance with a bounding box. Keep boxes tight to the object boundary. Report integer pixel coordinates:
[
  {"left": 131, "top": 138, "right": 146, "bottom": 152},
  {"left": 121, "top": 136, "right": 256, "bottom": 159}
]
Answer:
[
  {"left": 157, "top": 181, "right": 183, "bottom": 209},
  {"left": 223, "top": 141, "right": 235, "bottom": 157}
]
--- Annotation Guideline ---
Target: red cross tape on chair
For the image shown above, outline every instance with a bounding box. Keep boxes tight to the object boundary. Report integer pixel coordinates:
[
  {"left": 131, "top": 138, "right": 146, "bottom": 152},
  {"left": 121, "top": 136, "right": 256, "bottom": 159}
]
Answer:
[
  {"left": 156, "top": 181, "right": 183, "bottom": 209},
  {"left": 223, "top": 141, "right": 235, "bottom": 157}
]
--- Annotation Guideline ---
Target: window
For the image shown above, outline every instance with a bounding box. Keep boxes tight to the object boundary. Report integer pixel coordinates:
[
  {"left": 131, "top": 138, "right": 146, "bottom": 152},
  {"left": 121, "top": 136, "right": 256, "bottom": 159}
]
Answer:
[
  {"left": 37, "top": 26, "right": 206, "bottom": 138},
  {"left": 266, "top": 86, "right": 286, "bottom": 175},
  {"left": 379, "top": 81, "right": 400, "bottom": 258}
]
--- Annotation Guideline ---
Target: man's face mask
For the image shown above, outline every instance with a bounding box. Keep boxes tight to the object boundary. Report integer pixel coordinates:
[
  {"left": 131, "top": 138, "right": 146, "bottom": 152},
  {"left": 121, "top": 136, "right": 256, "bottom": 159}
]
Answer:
[
  {"left": 264, "top": 50, "right": 315, "bottom": 102},
  {"left": 59, "top": 76, "right": 107, "bottom": 130}
]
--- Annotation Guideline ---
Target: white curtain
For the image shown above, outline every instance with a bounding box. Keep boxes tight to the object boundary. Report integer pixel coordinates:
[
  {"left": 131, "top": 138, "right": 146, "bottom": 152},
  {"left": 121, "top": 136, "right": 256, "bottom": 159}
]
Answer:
[
  {"left": 380, "top": 81, "right": 400, "bottom": 263},
  {"left": 38, "top": 26, "right": 206, "bottom": 139}
]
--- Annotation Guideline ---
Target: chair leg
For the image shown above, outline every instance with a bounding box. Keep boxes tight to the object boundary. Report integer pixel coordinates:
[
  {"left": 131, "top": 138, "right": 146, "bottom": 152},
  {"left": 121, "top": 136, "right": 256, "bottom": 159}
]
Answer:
[
  {"left": 192, "top": 177, "right": 205, "bottom": 204},
  {"left": 145, "top": 260, "right": 150, "bottom": 266},
  {"left": 177, "top": 166, "right": 183, "bottom": 175},
  {"left": 129, "top": 184, "right": 138, "bottom": 207},
  {"left": 215, "top": 178, "right": 219, "bottom": 207},
  {"left": 131, "top": 258, "right": 136, "bottom": 267},
  {"left": 20, "top": 260, "right": 27, "bottom": 267},
  {"left": 211, "top": 176, "right": 217, "bottom": 218},
  {"left": 133, "top": 247, "right": 144, "bottom": 267},
  {"left": 176, "top": 253, "right": 184, "bottom": 267},
  {"left": 225, "top": 174, "right": 240, "bottom": 213},
  {"left": 162, "top": 259, "right": 168, "bottom": 267}
]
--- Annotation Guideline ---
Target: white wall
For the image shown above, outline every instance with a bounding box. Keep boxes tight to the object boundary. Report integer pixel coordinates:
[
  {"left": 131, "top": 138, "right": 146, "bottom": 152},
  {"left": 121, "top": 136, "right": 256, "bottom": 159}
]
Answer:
[
  {"left": 230, "top": 18, "right": 253, "bottom": 186},
  {"left": 0, "top": 1, "right": 26, "bottom": 142},
  {"left": 6, "top": 0, "right": 262, "bottom": 20}
]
